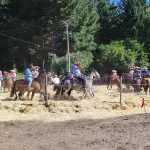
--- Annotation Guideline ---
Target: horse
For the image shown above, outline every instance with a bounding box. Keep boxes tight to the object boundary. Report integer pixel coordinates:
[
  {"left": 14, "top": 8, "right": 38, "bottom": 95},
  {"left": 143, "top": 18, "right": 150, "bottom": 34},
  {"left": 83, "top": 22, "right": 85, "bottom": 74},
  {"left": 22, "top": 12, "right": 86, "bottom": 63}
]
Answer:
[
  {"left": 26, "top": 70, "right": 52, "bottom": 99},
  {"left": 107, "top": 75, "right": 120, "bottom": 89},
  {"left": 1, "top": 72, "right": 13, "bottom": 92},
  {"left": 10, "top": 70, "right": 49, "bottom": 107},
  {"left": 59, "top": 69, "right": 100, "bottom": 99},
  {"left": 141, "top": 78, "right": 150, "bottom": 95}
]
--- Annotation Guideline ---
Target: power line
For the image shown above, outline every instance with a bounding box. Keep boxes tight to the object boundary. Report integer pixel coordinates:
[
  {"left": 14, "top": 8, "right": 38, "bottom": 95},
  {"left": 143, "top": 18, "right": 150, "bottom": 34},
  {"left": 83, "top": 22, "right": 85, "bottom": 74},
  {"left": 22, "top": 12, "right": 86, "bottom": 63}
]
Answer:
[{"left": 0, "top": 32, "right": 56, "bottom": 51}]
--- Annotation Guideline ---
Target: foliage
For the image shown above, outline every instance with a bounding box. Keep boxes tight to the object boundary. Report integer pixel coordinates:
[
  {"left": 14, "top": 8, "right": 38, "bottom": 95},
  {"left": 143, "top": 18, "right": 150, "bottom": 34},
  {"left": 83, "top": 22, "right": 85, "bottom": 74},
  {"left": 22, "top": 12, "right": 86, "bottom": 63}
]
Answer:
[
  {"left": 0, "top": 0, "right": 150, "bottom": 74},
  {"left": 66, "top": 0, "right": 99, "bottom": 51},
  {"left": 94, "top": 40, "right": 148, "bottom": 73},
  {"left": 51, "top": 51, "right": 93, "bottom": 74},
  {"left": 16, "top": 72, "right": 24, "bottom": 80}
]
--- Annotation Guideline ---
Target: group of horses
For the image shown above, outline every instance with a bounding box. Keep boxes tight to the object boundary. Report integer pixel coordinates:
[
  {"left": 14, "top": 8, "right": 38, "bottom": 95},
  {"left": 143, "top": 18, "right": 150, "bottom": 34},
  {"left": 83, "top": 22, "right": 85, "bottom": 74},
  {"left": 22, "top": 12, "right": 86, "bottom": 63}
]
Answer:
[
  {"left": 0, "top": 68, "right": 101, "bottom": 107},
  {"left": 107, "top": 73, "right": 150, "bottom": 95},
  {"left": 1, "top": 68, "right": 150, "bottom": 107}
]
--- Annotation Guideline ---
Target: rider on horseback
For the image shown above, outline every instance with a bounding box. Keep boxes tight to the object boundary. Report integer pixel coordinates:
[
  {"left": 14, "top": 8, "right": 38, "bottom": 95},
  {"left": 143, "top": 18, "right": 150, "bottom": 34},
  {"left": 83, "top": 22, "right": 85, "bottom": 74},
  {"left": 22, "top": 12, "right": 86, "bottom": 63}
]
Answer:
[
  {"left": 133, "top": 67, "right": 141, "bottom": 80},
  {"left": 141, "top": 67, "right": 150, "bottom": 78},
  {"left": 33, "top": 66, "right": 40, "bottom": 81},
  {"left": 111, "top": 70, "right": 118, "bottom": 80},
  {"left": 72, "top": 61, "right": 85, "bottom": 85},
  {"left": 128, "top": 68, "right": 134, "bottom": 80},
  {"left": 10, "top": 70, "right": 16, "bottom": 81},
  {"left": 25, "top": 64, "right": 35, "bottom": 91}
]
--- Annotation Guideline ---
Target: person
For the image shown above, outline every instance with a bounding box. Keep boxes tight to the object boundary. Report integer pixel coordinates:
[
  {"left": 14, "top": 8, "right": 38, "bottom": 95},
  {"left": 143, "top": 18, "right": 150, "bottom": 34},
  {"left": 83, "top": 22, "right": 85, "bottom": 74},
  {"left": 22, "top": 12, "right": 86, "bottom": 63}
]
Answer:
[
  {"left": 72, "top": 61, "right": 85, "bottom": 85},
  {"left": 52, "top": 75, "right": 60, "bottom": 85},
  {"left": 66, "top": 72, "right": 74, "bottom": 84},
  {"left": 133, "top": 67, "right": 141, "bottom": 80},
  {"left": 25, "top": 64, "right": 35, "bottom": 91},
  {"left": 127, "top": 68, "right": 134, "bottom": 80},
  {"left": 10, "top": 70, "right": 16, "bottom": 81},
  {"left": 111, "top": 70, "right": 118, "bottom": 80},
  {"left": 51, "top": 75, "right": 60, "bottom": 91},
  {"left": 141, "top": 67, "right": 149, "bottom": 78},
  {"left": 33, "top": 66, "right": 40, "bottom": 80}
]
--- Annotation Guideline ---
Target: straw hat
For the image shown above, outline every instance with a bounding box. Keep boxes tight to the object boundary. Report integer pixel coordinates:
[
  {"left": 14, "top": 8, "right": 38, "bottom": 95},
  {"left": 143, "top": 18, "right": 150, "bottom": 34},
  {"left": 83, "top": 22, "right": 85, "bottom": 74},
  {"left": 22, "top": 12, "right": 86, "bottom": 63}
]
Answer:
[
  {"left": 112, "top": 70, "right": 117, "bottom": 73},
  {"left": 29, "top": 64, "right": 34, "bottom": 68},
  {"left": 143, "top": 66, "right": 148, "bottom": 70},
  {"left": 35, "top": 66, "right": 40, "bottom": 69},
  {"left": 134, "top": 66, "right": 140, "bottom": 69},
  {"left": 10, "top": 70, "right": 16, "bottom": 72}
]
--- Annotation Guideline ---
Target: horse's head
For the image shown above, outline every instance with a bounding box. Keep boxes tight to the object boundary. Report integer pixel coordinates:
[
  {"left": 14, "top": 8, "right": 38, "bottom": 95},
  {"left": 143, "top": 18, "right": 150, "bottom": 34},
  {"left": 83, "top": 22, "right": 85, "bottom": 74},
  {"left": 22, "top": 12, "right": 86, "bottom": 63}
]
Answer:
[
  {"left": 92, "top": 68, "right": 100, "bottom": 79},
  {"left": 89, "top": 68, "right": 101, "bottom": 81}
]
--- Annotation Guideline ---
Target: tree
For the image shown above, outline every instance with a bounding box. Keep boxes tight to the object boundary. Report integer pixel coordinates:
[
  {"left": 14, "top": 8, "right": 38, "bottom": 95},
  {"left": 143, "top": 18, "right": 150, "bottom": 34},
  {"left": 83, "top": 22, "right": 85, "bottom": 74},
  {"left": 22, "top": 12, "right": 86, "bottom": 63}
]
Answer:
[
  {"left": 63, "top": 0, "right": 99, "bottom": 52},
  {"left": 121, "top": 0, "right": 147, "bottom": 38},
  {"left": 51, "top": 51, "right": 93, "bottom": 74}
]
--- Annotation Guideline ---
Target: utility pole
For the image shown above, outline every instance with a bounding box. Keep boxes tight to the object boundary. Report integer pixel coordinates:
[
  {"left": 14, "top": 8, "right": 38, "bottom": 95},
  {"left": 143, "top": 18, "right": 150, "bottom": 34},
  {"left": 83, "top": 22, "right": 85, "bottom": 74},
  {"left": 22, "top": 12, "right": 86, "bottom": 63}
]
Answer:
[{"left": 62, "top": 21, "right": 70, "bottom": 72}]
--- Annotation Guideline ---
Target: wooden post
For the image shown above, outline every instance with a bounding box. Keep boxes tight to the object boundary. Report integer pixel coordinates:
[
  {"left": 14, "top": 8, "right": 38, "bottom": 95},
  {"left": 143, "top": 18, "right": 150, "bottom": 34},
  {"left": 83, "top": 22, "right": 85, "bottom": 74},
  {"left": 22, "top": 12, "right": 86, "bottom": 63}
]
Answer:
[
  {"left": 44, "top": 73, "right": 48, "bottom": 107},
  {"left": 120, "top": 75, "right": 122, "bottom": 105}
]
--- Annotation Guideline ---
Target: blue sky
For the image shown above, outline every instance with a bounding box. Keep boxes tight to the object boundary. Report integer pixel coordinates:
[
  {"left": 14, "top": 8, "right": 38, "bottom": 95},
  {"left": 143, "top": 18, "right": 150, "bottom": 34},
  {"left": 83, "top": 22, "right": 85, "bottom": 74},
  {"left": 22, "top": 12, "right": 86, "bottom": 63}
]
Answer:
[{"left": 110, "top": 0, "right": 150, "bottom": 5}]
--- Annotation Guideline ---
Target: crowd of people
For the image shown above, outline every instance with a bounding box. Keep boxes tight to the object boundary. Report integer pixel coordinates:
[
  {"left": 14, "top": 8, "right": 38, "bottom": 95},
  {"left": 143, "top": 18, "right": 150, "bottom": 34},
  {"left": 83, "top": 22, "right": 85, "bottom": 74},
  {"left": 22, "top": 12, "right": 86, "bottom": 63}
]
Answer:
[{"left": 125, "top": 66, "right": 150, "bottom": 81}]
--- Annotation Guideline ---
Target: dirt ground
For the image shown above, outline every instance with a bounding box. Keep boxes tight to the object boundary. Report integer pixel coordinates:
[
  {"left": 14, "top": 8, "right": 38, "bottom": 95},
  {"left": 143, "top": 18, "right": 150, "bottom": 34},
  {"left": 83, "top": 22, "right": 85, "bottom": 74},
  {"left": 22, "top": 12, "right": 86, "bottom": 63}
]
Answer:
[{"left": 0, "top": 85, "right": 150, "bottom": 150}]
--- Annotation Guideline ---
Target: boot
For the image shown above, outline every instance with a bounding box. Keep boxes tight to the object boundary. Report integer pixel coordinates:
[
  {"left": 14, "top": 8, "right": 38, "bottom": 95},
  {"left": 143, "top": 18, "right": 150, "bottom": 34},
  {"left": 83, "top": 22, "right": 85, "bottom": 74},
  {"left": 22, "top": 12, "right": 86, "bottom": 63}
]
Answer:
[{"left": 27, "top": 87, "right": 34, "bottom": 92}]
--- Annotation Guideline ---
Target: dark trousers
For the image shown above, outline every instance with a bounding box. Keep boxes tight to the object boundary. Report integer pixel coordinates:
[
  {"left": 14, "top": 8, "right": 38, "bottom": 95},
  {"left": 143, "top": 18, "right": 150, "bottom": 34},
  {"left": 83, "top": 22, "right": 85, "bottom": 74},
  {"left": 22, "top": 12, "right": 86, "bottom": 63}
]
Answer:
[{"left": 77, "top": 76, "right": 85, "bottom": 85}]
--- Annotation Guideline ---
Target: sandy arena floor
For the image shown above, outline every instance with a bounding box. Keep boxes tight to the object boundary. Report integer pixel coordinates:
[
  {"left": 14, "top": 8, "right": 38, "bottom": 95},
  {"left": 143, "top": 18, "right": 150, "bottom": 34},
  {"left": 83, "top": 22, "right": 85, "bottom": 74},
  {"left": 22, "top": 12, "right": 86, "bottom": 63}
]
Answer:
[{"left": 0, "top": 85, "right": 150, "bottom": 150}]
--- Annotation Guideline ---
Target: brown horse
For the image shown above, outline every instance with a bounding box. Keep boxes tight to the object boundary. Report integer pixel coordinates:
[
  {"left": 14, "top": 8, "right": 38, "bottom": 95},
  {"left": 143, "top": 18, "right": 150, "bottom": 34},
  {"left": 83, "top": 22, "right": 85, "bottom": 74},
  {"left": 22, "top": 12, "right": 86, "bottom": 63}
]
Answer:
[
  {"left": 10, "top": 71, "right": 49, "bottom": 107},
  {"left": 107, "top": 76, "right": 120, "bottom": 89},
  {"left": 141, "top": 78, "right": 150, "bottom": 95},
  {"left": 1, "top": 72, "right": 13, "bottom": 92}
]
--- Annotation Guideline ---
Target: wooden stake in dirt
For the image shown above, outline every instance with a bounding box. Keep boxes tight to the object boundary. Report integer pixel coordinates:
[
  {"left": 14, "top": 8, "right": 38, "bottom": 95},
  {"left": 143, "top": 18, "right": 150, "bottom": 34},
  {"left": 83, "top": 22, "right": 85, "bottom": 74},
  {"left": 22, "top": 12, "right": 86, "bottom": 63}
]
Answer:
[
  {"left": 120, "top": 75, "right": 122, "bottom": 105},
  {"left": 44, "top": 73, "right": 48, "bottom": 107}
]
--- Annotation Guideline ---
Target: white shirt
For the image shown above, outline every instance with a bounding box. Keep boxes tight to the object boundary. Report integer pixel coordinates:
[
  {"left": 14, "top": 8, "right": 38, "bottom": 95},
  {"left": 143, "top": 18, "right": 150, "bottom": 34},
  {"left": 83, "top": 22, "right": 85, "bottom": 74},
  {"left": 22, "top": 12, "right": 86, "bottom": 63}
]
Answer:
[{"left": 52, "top": 77, "right": 60, "bottom": 84}]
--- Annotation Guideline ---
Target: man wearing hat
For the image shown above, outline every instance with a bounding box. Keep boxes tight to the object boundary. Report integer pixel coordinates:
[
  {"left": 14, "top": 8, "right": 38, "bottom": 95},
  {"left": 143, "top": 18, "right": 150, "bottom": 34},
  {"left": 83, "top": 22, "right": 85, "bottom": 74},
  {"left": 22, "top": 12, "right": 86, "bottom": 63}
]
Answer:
[
  {"left": 133, "top": 67, "right": 142, "bottom": 90},
  {"left": 25, "top": 64, "right": 35, "bottom": 91},
  {"left": 141, "top": 67, "right": 149, "bottom": 78},
  {"left": 10, "top": 69, "right": 16, "bottom": 81},
  {"left": 72, "top": 61, "right": 85, "bottom": 85},
  {"left": 127, "top": 68, "right": 134, "bottom": 80}
]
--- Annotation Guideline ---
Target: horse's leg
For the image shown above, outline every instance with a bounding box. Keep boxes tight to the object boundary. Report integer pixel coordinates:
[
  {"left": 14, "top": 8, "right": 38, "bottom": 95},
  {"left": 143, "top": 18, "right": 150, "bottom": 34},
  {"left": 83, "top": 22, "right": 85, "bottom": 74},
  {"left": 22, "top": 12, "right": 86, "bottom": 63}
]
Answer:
[
  {"left": 31, "top": 92, "right": 35, "bottom": 100},
  {"left": 27, "top": 91, "right": 30, "bottom": 99},
  {"left": 81, "top": 89, "right": 87, "bottom": 100},
  {"left": 14, "top": 91, "right": 18, "bottom": 100},
  {"left": 89, "top": 89, "right": 95, "bottom": 98},
  {"left": 67, "top": 89, "right": 72, "bottom": 96},
  {"left": 18, "top": 92, "right": 22, "bottom": 100}
]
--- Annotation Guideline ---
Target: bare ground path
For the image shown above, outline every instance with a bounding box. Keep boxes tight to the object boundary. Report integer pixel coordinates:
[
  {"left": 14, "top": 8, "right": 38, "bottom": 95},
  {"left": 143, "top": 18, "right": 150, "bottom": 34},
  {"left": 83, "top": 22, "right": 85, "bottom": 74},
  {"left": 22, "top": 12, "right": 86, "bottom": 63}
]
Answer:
[{"left": 0, "top": 85, "right": 150, "bottom": 150}]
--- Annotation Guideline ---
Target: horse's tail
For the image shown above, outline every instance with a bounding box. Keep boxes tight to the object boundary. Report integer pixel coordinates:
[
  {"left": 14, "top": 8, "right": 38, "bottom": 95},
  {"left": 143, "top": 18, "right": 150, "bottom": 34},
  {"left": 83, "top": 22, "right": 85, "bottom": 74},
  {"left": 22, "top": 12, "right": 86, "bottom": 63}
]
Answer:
[{"left": 10, "top": 81, "right": 16, "bottom": 97}]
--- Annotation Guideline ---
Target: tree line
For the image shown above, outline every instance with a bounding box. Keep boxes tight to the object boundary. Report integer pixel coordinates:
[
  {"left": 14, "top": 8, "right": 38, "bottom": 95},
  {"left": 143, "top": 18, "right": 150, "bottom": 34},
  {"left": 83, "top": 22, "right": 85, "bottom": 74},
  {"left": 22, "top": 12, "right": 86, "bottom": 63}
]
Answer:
[{"left": 0, "top": 0, "right": 149, "bottom": 74}]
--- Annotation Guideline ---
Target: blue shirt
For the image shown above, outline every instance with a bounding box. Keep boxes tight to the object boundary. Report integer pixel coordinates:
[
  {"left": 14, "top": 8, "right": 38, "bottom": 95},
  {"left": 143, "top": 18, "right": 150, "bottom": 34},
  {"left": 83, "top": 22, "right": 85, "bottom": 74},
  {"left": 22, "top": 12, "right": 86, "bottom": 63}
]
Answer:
[
  {"left": 133, "top": 70, "right": 141, "bottom": 79},
  {"left": 25, "top": 68, "right": 34, "bottom": 80},
  {"left": 141, "top": 70, "right": 149, "bottom": 77},
  {"left": 72, "top": 65, "right": 81, "bottom": 76}
]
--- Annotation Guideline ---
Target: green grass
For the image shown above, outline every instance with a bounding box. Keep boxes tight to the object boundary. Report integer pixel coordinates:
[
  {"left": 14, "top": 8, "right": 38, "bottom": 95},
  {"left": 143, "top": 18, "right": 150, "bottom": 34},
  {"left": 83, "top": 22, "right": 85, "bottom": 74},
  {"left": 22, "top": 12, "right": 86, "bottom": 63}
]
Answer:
[{"left": 16, "top": 72, "right": 24, "bottom": 80}]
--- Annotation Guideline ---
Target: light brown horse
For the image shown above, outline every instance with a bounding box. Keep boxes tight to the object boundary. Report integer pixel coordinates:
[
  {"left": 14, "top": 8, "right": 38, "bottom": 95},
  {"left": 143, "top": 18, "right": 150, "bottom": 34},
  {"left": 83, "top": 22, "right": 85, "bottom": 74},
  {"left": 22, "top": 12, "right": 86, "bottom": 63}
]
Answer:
[
  {"left": 107, "top": 76, "right": 120, "bottom": 89},
  {"left": 2, "top": 72, "right": 13, "bottom": 92}
]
